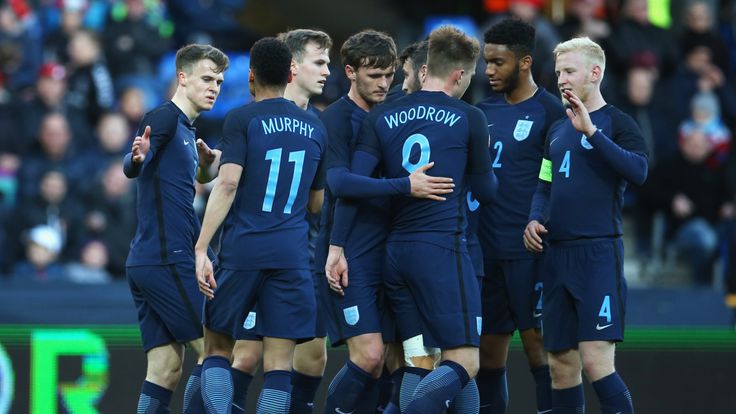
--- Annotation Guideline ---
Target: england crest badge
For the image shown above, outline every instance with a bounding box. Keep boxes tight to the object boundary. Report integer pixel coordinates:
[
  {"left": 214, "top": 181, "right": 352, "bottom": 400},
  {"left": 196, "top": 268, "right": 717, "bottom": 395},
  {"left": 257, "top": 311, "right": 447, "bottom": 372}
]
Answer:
[{"left": 513, "top": 119, "right": 534, "bottom": 141}]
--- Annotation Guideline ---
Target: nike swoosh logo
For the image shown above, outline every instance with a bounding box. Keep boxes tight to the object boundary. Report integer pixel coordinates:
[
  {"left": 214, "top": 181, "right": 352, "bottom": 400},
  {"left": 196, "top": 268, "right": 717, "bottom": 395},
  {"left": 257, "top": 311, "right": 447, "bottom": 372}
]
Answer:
[
  {"left": 538, "top": 410, "right": 554, "bottom": 413},
  {"left": 444, "top": 400, "right": 451, "bottom": 408},
  {"left": 335, "top": 409, "right": 355, "bottom": 414},
  {"left": 533, "top": 312, "right": 543, "bottom": 317},
  {"left": 488, "top": 123, "right": 494, "bottom": 127},
  {"left": 184, "top": 140, "right": 190, "bottom": 145},
  {"left": 550, "top": 136, "right": 560, "bottom": 145},
  {"left": 596, "top": 323, "right": 613, "bottom": 330}
]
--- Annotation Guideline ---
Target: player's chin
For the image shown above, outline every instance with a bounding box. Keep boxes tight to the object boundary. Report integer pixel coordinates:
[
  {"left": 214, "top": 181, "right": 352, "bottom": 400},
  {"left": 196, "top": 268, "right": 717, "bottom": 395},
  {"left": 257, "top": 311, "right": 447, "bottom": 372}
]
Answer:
[{"left": 371, "top": 92, "right": 387, "bottom": 103}]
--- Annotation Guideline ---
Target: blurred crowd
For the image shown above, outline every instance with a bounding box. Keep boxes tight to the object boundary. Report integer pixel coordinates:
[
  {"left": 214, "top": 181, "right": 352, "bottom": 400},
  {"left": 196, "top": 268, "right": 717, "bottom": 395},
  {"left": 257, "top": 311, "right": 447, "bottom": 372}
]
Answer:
[{"left": 1, "top": 0, "right": 736, "bottom": 294}]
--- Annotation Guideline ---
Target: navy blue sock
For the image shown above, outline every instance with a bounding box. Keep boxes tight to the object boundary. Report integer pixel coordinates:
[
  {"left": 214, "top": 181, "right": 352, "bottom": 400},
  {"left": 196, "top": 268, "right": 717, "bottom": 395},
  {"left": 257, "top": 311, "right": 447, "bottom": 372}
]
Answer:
[
  {"left": 404, "top": 360, "right": 469, "bottom": 414},
  {"left": 138, "top": 380, "right": 172, "bottom": 414},
  {"left": 201, "top": 356, "right": 233, "bottom": 414},
  {"left": 399, "top": 367, "right": 430, "bottom": 413},
  {"left": 354, "top": 376, "right": 380, "bottom": 414},
  {"left": 551, "top": 384, "right": 585, "bottom": 414},
  {"left": 447, "top": 379, "right": 479, "bottom": 414},
  {"left": 183, "top": 365, "right": 205, "bottom": 414},
  {"left": 290, "top": 370, "right": 321, "bottom": 413},
  {"left": 384, "top": 367, "right": 405, "bottom": 413},
  {"left": 231, "top": 367, "right": 254, "bottom": 414},
  {"left": 592, "top": 372, "right": 634, "bottom": 414},
  {"left": 476, "top": 367, "right": 508, "bottom": 413},
  {"left": 257, "top": 370, "right": 292, "bottom": 414},
  {"left": 324, "top": 360, "right": 371, "bottom": 413},
  {"left": 531, "top": 365, "right": 552, "bottom": 413},
  {"left": 374, "top": 368, "right": 393, "bottom": 413}
]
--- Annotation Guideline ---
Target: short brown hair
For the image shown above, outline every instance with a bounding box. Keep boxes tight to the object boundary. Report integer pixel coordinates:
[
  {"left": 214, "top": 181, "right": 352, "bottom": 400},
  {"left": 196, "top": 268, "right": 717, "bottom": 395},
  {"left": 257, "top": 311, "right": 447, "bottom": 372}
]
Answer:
[
  {"left": 277, "top": 29, "right": 332, "bottom": 62},
  {"left": 175, "top": 44, "right": 229, "bottom": 75},
  {"left": 340, "top": 30, "right": 397, "bottom": 70},
  {"left": 426, "top": 26, "right": 480, "bottom": 78}
]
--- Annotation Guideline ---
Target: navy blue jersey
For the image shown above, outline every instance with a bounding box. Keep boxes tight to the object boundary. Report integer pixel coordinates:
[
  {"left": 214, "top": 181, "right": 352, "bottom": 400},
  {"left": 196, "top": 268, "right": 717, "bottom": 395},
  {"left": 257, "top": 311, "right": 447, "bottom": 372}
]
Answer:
[
  {"left": 217, "top": 97, "right": 327, "bottom": 270},
  {"left": 358, "top": 90, "right": 493, "bottom": 250},
  {"left": 126, "top": 101, "right": 201, "bottom": 266},
  {"left": 466, "top": 191, "right": 483, "bottom": 275},
  {"left": 476, "top": 88, "right": 565, "bottom": 259},
  {"left": 539, "top": 105, "right": 648, "bottom": 241},
  {"left": 315, "top": 96, "right": 391, "bottom": 265}
]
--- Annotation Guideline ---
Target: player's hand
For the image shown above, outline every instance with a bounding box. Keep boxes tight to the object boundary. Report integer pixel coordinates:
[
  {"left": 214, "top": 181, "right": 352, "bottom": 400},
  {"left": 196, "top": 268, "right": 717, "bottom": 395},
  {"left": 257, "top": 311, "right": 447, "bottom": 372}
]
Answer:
[
  {"left": 409, "top": 162, "right": 454, "bottom": 201},
  {"left": 196, "top": 139, "right": 216, "bottom": 168},
  {"left": 131, "top": 125, "right": 151, "bottom": 164},
  {"left": 195, "top": 249, "right": 216, "bottom": 299},
  {"left": 562, "top": 90, "right": 596, "bottom": 137},
  {"left": 523, "top": 220, "right": 548, "bottom": 253},
  {"left": 325, "top": 245, "right": 348, "bottom": 296}
]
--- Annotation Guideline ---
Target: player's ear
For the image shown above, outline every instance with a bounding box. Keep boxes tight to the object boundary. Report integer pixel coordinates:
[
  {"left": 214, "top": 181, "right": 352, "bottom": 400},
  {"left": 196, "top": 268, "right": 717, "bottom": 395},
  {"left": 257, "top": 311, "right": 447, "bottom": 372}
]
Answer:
[
  {"left": 287, "top": 71, "right": 293, "bottom": 83},
  {"left": 290, "top": 60, "right": 298, "bottom": 76},
  {"left": 519, "top": 55, "right": 532, "bottom": 71},
  {"left": 591, "top": 64, "right": 602, "bottom": 82},
  {"left": 248, "top": 70, "right": 255, "bottom": 83},
  {"left": 345, "top": 65, "right": 357, "bottom": 81},
  {"left": 177, "top": 70, "right": 186, "bottom": 86}
]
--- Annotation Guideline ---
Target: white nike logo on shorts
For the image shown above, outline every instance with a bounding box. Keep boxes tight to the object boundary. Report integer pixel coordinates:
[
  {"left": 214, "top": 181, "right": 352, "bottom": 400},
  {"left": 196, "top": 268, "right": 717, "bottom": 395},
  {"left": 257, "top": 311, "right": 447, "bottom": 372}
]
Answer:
[
  {"left": 335, "top": 408, "right": 354, "bottom": 414},
  {"left": 596, "top": 323, "right": 613, "bottom": 330}
]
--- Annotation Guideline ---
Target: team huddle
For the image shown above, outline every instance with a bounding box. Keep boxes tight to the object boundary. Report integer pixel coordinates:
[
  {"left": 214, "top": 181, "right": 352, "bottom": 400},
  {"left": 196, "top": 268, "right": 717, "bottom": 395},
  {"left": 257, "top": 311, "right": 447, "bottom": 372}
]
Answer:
[{"left": 124, "top": 17, "right": 647, "bottom": 414}]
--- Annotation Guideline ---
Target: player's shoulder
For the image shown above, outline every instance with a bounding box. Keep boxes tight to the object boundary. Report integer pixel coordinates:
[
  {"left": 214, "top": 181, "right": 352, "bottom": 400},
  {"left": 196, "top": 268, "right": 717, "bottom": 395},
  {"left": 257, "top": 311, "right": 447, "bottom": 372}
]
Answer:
[
  {"left": 475, "top": 92, "right": 506, "bottom": 111},
  {"left": 602, "top": 104, "right": 635, "bottom": 125},
  {"left": 321, "top": 96, "right": 361, "bottom": 129},
  {"left": 143, "top": 101, "right": 182, "bottom": 131},
  {"left": 535, "top": 88, "right": 565, "bottom": 112}
]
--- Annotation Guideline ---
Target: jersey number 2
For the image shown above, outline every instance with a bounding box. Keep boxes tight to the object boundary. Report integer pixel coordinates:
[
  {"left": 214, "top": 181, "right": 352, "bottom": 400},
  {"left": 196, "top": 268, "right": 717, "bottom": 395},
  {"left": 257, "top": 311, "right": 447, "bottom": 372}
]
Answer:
[{"left": 263, "top": 148, "right": 305, "bottom": 214}]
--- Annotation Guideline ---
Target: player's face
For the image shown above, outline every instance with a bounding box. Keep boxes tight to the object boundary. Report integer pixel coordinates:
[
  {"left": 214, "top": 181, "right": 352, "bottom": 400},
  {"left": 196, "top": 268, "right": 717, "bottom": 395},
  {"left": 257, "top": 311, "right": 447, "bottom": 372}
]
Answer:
[
  {"left": 555, "top": 51, "right": 593, "bottom": 106},
  {"left": 484, "top": 43, "right": 521, "bottom": 94},
  {"left": 402, "top": 58, "right": 421, "bottom": 94},
  {"left": 354, "top": 65, "right": 395, "bottom": 105},
  {"left": 294, "top": 42, "right": 331, "bottom": 97},
  {"left": 183, "top": 58, "right": 224, "bottom": 113}
]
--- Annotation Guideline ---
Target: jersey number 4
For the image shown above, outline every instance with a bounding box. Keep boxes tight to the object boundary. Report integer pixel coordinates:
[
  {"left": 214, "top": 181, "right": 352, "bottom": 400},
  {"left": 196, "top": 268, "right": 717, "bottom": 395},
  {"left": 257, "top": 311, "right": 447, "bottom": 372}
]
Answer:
[{"left": 263, "top": 147, "right": 305, "bottom": 214}]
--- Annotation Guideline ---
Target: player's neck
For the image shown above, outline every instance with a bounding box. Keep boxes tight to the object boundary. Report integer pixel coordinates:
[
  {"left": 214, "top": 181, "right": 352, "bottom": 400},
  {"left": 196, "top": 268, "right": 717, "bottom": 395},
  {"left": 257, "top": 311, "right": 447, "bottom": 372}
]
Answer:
[
  {"left": 584, "top": 90, "right": 606, "bottom": 112},
  {"left": 348, "top": 87, "right": 373, "bottom": 111},
  {"left": 283, "top": 85, "right": 310, "bottom": 110},
  {"left": 421, "top": 76, "right": 453, "bottom": 97},
  {"left": 171, "top": 93, "right": 199, "bottom": 123},
  {"left": 254, "top": 85, "right": 286, "bottom": 102},
  {"left": 505, "top": 76, "right": 537, "bottom": 105}
]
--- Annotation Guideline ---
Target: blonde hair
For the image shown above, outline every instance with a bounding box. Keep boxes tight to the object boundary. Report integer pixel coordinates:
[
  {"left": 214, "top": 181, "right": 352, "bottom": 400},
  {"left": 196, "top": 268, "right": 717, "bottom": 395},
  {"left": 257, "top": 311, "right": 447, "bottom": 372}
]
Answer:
[{"left": 553, "top": 37, "right": 606, "bottom": 75}]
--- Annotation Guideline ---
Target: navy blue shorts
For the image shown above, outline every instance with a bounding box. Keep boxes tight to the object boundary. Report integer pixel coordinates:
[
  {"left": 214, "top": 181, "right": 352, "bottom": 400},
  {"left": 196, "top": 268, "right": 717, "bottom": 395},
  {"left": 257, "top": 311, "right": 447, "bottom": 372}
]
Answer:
[
  {"left": 127, "top": 263, "right": 204, "bottom": 352},
  {"left": 238, "top": 270, "right": 328, "bottom": 340},
  {"left": 321, "top": 252, "right": 394, "bottom": 347},
  {"left": 543, "top": 238, "right": 627, "bottom": 352},
  {"left": 481, "top": 257, "right": 543, "bottom": 334},
  {"left": 205, "top": 267, "right": 316, "bottom": 342},
  {"left": 385, "top": 241, "right": 481, "bottom": 349}
]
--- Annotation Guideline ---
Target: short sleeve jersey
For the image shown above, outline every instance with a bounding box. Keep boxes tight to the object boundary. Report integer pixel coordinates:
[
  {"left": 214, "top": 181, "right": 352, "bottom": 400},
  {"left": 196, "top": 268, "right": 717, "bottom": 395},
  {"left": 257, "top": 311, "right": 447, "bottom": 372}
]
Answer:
[
  {"left": 357, "top": 90, "right": 493, "bottom": 250},
  {"left": 540, "top": 104, "right": 648, "bottom": 241},
  {"left": 127, "top": 101, "right": 201, "bottom": 266},
  {"left": 476, "top": 88, "right": 565, "bottom": 259},
  {"left": 217, "top": 97, "right": 327, "bottom": 270}
]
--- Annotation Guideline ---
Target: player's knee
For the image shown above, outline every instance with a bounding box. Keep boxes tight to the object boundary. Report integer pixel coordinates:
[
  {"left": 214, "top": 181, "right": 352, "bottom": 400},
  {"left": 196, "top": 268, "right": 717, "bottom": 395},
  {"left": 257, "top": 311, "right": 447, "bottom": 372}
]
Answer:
[
  {"left": 294, "top": 344, "right": 327, "bottom": 374},
  {"left": 232, "top": 352, "right": 260, "bottom": 375},
  {"left": 147, "top": 363, "right": 183, "bottom": 390},
  {"left": 581, "top": 354, "right": 614, "bottom": 381},
  {"left": 351, "top": 344, "right": 384, "bottom": 373}
]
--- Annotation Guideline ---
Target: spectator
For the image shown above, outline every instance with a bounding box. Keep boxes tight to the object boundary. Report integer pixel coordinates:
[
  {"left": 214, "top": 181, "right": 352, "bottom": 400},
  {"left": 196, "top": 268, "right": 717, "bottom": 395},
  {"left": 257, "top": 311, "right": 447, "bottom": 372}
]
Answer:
[
  {"left": 19, "top": 62, "right": 92, "bottom": 152},
  {"left": 0, "top": 1, "right": 43, "bottom": 93},
  {"left": 65, "top": 29, "right": 115, "bottom": 127},
  {"left": 679, "top": 0, "right": 730, "bottom": 75},
  {"left": 118, "top": 86, "right": 147, "bottom": 133},
  {"left": 679, "top": 91, "right": 731, "bottom": 168},
  {"left": 17, "top": 112, "right": 87, "bottom": 199},
  {"left": 11, "top": 225, "right": 66, "bottom": 282},
  {"left": 66, "top": 239, "right": 112, "bottom": 283},
  {"left": 642, "top": 124, "right": 732, "bottom": 285},
  {"left": 557, "top": 0, "right": 611, "bottom": 44}
]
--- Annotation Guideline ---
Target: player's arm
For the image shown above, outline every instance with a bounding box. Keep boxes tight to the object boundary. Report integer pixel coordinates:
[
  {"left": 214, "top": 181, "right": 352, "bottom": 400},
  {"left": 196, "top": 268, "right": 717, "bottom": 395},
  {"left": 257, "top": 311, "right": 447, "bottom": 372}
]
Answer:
[
  {"left": 328, "top": 118, "right": 453, "bottom": 199},
  {"left": 196, "top": 139, "right": 222, "bottom": 183},
  {"left": 123, "top": 110, "right": 177, "bottom": 178},
  {"left": 194, "top": 109, "right": 246, "bottom": 298},
  {"left": 466, "top": 109, "right": 497, "bottom": 205},
  {"left": 194, "top": 162, "right": 243, "bottom": 298},
  {"left": 308, "top": 149, "right": 327, "bottom": 215},
  {"left": 562, "top": 90, "right": 648, "bottom": 185},
  {"left": 524, "top": 134, "right": 552, "bottom": 253}
]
